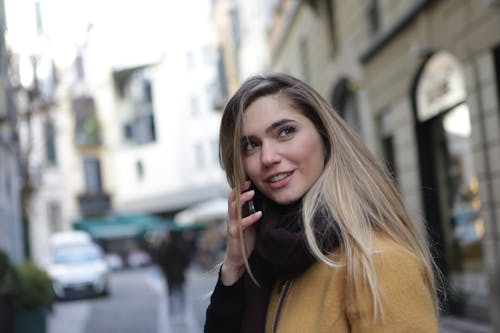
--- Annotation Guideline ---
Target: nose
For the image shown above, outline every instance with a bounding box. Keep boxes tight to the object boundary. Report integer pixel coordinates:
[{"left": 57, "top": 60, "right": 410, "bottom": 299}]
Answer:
[{"left": 260, "top": 141, "right": 281, "bottom": 166}]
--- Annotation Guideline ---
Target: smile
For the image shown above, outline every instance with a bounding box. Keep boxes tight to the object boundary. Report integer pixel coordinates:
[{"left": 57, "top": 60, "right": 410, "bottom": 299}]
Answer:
[
  {"left": 267, "top": 171, "right": 293, "bottom": 188},
  {"left": 269, "top": 172, "right": 291, "bottom": 182}
]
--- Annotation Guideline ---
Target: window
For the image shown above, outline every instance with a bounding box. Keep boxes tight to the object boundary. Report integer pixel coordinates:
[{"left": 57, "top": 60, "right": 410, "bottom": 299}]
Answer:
[
  {"left": 83, "top": 157, "right": 102, "bottom": 195},
  {"left": 230, "top": 6, "right": 241, "bottom": 50},
  {"left": 367, "top": 0, "right": 380, "bottom": 36},
  {"left": 133, "top": 114, "right": 156, "bottom": 144},
  {"left": 378, "top": 112, "right": 398, "bottom": 182},
  {"left": 494, "top": 45, "right": 500, "bottom": 123},
  {"left": 326, "top": 0, "right": 338, "bottom": 54},
  {"left": 343, "top": 89, "right": 362, "bottom": 135},
  {"left": 331, "top": 78, "right": 362, "bottom": 136},
  {"left": 75, "top": 53, "right": 85, "bottom": 81},
  {"left": 382, "top": 135, "right": 397, "bottom": 180},
  {"left": 48, "top": 202, "right": 62, "bottom": 232},
  {"left": 216, "top": 47, "right": 228, "bottom": 101},
  {"left": 299, "top": 38, "right": 311, "bottom": 83},
  {"left": 44, "top": 119, "right": 57, "bottom": 165},
  {"left": 143, "top": 80, "right": 153, "bottom": 104},
  {"left": 72, "top": 96, "right": 100, "bottom": 146},
  {"left": 120, "top": 70, "right": 157, "bottom": 145},
  {"left": 136, "top": 160, "right": 144, "bottom": 180},
  {"left": 123, "top": 123, "right": 133, "bottom": 140}
]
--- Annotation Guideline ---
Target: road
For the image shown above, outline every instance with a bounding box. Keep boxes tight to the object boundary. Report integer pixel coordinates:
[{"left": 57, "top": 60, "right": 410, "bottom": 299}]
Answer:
[{"left": 48, "top": 264, "right": 218, "bottom": 333}]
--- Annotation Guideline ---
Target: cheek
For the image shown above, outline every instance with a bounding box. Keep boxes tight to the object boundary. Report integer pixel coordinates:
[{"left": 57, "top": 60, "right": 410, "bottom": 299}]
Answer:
[
  {"left": 303, "top": 139, "right": 325, "bottom": 177},
  {"left": 243, "top": 157, "right": 259, "bottom": 179}
]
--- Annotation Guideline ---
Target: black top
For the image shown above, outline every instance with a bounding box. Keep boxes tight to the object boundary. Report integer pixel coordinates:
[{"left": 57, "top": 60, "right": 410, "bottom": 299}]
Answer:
[{"left": 204, "top": 270, "right": 245, "bottom": 333}]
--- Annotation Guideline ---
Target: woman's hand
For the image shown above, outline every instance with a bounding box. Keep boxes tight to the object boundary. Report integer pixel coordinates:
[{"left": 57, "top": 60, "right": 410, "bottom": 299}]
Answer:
[{"left": 221, "top": 181, "right": 262, "bottom": 286}]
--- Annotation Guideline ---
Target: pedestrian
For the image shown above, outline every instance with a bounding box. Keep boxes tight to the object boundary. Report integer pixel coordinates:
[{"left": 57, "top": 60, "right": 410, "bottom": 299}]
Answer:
[
  {"left": 204, "top": 73, "right": 440, "bottom": 332},
  {"left": 159, "top": 230, "right": 191, "bottom": 322}
]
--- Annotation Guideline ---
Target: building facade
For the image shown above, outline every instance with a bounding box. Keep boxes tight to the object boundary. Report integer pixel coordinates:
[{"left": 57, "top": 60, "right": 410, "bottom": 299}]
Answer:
[
  {"left": 54, "top": 0, "right": 227, "bottom": 221},
  {"left": 4, "top": 0, "right": 71, "bottom": 267},
  {"left": 0, "top": 0, "right": 23, "bottom": 264}
]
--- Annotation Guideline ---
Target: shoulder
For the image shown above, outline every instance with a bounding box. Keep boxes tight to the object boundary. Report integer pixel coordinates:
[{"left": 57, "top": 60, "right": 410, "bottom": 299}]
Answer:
[
  {"left": 345, "top": 234, "right": 438, "bottom": 331},
  {"left": 343, "top": 233, "right": 432, "bottom": 307},
  {"left": 371, "top": 234, "right": 424, "bottom": 278},
  {"left": 328, "top": 233, "right": 422, "bottom": 270}
]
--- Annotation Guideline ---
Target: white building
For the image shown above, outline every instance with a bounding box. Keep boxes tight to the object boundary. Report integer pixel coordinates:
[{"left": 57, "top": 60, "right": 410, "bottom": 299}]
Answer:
[
  {"left": 55, "top": 0, "right": 227, "bottom": 221},
  {"left": 0, "top": 0, "right": 23, "bottom": 261},
  {"left": 4, "top": 0, "right": 71, "bottom": 267}
]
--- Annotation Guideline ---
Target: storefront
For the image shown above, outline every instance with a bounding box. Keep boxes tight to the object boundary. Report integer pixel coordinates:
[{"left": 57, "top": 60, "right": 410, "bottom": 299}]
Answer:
[{"left": 413, "top": 51, "right": 488, "bottom": 319}]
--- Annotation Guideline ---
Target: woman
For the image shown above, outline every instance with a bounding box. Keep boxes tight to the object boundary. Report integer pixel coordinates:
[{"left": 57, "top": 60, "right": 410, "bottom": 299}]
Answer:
[{"left": 205, "top": 73, "right": 440, "bottom": 332}]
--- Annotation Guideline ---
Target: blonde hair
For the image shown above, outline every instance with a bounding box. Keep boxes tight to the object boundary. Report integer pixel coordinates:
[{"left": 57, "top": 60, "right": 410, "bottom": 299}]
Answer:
[{"left": 219, "top": 73, "right": 439, "bottom": 320}]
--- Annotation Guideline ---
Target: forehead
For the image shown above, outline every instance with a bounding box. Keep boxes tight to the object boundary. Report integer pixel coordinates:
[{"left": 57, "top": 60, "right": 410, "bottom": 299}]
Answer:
[{"left": 242, "top": 95, "right": 304, "bottom": 132}]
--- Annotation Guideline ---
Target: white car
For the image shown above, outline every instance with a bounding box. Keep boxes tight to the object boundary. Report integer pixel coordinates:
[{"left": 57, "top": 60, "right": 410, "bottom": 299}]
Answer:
[{"left": 48, "top": 233, "right": 110, "bottom": 299}]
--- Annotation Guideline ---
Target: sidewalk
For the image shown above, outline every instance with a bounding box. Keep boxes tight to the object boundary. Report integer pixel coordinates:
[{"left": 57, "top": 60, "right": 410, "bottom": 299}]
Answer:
[
  {"left": 439, "top": 316, "right": 493, "bottom": 333},
  {"left": 146, "top": 267, "right": 201, "bottom": 333}
]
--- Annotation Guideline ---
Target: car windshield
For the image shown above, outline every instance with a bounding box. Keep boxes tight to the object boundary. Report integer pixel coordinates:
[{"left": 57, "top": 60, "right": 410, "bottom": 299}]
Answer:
[{"left": 53, "top": 244, "right": 102, "bottom": 264}]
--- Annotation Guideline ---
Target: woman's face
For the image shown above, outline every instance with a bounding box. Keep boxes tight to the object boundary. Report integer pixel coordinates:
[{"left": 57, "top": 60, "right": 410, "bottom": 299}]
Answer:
[{"left": 241, "top": 94, "right": 325, "bottom": 205}]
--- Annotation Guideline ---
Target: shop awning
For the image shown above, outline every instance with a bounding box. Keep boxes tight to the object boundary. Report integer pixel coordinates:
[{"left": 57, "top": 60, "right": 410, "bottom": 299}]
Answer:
[
  {"left": 174, "top": 197, "right": 228, "bottom": 226},
  {"left": 73, "top": 214, "right": 202, "bottom": 240}
]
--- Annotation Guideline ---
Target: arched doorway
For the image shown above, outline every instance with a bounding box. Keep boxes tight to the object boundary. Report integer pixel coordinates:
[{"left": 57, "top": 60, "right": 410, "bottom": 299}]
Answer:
[
  {"left": 331, "top": 77, "right": 362, "bottom": 136},
  {"left": 412, "top": 51, "right": 488, "bottom": 319}
]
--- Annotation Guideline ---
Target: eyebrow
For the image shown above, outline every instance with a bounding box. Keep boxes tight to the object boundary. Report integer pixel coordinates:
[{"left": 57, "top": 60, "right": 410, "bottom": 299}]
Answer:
[
  {"left": 265, "top": 118, "right": 295, "bottom": 134},
  {"left": 240, "top": 118, "right": 296, "bottom": 143}
]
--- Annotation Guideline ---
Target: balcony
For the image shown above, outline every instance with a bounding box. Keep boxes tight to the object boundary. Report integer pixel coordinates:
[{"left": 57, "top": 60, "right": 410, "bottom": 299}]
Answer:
[{"left": 77, "top": 192, "right": 111, "bottom": 217}]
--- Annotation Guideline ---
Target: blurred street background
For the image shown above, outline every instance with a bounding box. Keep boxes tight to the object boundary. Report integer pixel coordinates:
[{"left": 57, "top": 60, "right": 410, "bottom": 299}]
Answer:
[
  {"left": 48, "top": 264, "right": 219, "bottom": 333},
  {"left": 1, "top": 0, "right": 500, "bottom": 332}
]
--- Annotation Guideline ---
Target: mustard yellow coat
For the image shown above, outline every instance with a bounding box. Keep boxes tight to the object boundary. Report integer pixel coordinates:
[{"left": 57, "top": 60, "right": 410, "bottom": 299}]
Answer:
[{"left": 265, "top": 235, "right": 438, "bottom": 333}]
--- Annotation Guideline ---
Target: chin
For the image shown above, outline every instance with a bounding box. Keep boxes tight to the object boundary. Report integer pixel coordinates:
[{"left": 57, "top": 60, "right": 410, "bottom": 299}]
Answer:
[{"left": 268, "top": 192, "right": 304, "bottom": 206}]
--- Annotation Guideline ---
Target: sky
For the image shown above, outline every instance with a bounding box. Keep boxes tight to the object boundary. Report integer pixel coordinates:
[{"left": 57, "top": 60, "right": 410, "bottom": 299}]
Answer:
[
  {"left": 4, "top": 0, "right": 215, "bottom": 85},
  {"left": 4, "top": 0, "right": 208, "bottom": 65}
]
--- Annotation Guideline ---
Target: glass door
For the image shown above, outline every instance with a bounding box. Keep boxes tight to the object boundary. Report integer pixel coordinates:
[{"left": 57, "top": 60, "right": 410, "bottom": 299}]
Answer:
[{"left": 428, "top": 104, "right": 487, "bottom": 318}]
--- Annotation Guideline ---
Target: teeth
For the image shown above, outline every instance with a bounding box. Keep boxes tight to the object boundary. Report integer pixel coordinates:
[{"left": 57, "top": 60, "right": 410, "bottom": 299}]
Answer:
[{"left": 270, "top": 173, "right": 290, "bottom": 182}]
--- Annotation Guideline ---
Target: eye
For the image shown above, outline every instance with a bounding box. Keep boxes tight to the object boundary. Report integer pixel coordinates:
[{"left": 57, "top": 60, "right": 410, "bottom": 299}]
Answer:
[
  {"left": 278, "top": 126, "right": 296, "bottom": 137},
  {"left": 242, "top": 139, "right": 258, "bottom": 153}
]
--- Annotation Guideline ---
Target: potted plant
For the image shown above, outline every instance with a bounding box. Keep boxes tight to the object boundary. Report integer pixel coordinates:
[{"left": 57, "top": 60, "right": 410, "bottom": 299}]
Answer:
[
  {"left": 13, "top": 261, "right": 53, "bottom": 333},
  {"left": 1, "top": 250, "right": 16, "bottom": 333}
]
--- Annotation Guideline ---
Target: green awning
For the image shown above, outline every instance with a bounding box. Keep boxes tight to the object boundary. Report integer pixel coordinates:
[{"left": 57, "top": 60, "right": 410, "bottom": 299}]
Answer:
[
  {"left": 73, "top": 214, "right": 168, "bottom": 240},
  {"left": 73, "top": 214, "right": 205, "bottom": 240}
]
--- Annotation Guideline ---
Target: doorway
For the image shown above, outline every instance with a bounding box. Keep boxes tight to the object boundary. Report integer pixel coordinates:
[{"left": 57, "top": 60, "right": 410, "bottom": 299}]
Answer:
[{"left": 414, "top": 51, "right": 488, "bottom": 319}]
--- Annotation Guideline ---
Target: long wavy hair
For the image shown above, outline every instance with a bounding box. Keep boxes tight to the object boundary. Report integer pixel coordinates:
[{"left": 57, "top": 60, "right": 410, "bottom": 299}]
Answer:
[{"left": 219, "top": 73, "right": 439, "bottom": 319}]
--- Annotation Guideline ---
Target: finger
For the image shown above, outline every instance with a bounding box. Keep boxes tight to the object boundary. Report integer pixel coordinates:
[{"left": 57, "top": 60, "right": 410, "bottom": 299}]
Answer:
[
  {"left": 228, "top": 189, "right": 255, "bottom": 216},
  {"left": 241, "top": 210, "right": 262, "bottom": 229},
  {"left": 240, "top": 189, "right": 255, "bottom": 203},
  {"left": 228, "top": 189, "right": 236, "bottom": 202},
  {"left": 241, "top": 180, "right": 252, "bottom": 192},
  {"left": 227, "top": 210, "right": 262, "bottom": 238}
]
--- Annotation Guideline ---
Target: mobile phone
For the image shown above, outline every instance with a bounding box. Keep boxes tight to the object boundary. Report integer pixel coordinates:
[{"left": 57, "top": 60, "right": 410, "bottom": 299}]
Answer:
[
  {"left": 242, "top": 183, "right": 257, "bottom": 217},
  {"left": 246, "top": 199, "right": 256, "bottom": 216}
]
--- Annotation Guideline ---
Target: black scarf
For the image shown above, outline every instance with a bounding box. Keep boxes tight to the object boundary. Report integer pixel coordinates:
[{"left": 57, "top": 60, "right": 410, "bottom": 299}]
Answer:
[{"left": 240, "top": 200, "right": 340, "bottom": 333}]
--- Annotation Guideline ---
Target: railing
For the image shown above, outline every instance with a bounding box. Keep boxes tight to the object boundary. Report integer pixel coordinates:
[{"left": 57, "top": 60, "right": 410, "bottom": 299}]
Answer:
[{"left": 77, "top": 192, "right": 111, "bottom": 217}]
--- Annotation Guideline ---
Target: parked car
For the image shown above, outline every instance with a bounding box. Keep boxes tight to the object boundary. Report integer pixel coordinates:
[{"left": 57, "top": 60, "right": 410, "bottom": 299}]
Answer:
[{"left": 48, "top": 232, "right": 110, "bottom": 299}]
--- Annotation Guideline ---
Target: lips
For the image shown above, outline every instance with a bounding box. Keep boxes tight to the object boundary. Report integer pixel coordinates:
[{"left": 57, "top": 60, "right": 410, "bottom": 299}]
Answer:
[
  {"left": 269, "top": 172, "right": 291, "bottom": 182},
  {"left": 266, "top": 171, "right": 293, "bottom": 189}
]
